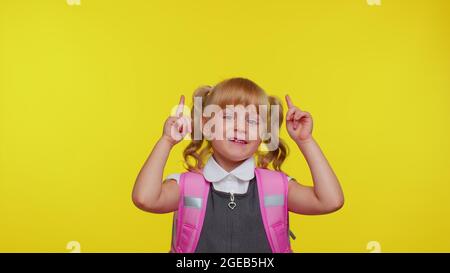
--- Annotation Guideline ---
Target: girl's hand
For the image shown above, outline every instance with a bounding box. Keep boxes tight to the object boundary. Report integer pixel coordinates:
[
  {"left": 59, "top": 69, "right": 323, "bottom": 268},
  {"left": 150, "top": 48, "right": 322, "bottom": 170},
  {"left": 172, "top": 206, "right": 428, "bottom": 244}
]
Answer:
[
  {"left": 162, "top": 95, "right": 192, "bottom": 146},
  {"left": 285, "top": 95, "right": 313, "bottom": 143}
]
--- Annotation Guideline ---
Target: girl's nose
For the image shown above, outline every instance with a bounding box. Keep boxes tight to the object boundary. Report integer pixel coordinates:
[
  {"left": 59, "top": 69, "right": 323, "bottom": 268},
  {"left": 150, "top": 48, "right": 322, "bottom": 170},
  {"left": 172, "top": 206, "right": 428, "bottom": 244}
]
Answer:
[{"left": 233, "top": 121, "right": 248, "bottom": 138}]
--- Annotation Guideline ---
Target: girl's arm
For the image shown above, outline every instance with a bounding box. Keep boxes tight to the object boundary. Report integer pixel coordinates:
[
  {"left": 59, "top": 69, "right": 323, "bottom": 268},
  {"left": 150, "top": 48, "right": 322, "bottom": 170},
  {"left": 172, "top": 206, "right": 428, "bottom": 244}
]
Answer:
[
  {"left": 284, "top": 95, "right": 344, "bottom": 215},
  {"left": 132, "top": 96, "right": 191, "bottom": 214}
]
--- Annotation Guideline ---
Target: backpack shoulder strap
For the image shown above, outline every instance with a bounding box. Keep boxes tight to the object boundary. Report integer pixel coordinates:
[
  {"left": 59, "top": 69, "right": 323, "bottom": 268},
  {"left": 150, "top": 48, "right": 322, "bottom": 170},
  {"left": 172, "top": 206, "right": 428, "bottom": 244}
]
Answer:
[
  {"left": 254, "top": 168, "right": 292, "bottom": 253},
  {"left": 171, "top": 170, "right": 209, "bottom": 253}
]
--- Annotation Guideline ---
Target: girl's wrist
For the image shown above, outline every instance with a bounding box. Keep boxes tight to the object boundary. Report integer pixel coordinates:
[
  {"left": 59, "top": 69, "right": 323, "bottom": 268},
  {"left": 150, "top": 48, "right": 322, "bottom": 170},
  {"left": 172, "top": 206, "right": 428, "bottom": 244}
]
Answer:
[
  {"left": 295, "top": 136, "right": 314, "bottom": 147},
  {"left": 160, "top": 135, "right": 176, "bottom": 148}
]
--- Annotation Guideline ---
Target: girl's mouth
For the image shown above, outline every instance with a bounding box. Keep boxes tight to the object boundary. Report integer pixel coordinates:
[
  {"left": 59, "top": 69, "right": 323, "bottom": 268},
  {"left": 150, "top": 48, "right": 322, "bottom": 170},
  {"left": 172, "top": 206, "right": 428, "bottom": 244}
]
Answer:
[{"left": 228, "top": 137, "right": 248, "bottom": 145}]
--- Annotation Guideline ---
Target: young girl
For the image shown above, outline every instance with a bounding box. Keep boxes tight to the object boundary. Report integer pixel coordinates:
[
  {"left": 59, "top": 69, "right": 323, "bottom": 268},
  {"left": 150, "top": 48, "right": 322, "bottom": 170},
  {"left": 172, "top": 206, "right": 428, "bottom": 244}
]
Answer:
[{"left": 132, "top": 77, "right": 344, "bottom": 253}]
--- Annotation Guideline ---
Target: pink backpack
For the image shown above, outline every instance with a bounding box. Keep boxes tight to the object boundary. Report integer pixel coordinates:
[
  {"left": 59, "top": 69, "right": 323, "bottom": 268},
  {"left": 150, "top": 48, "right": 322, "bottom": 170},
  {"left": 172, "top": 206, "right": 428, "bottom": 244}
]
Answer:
[{"left": 169, "top": 167, "right": 294, "bottom": 253}]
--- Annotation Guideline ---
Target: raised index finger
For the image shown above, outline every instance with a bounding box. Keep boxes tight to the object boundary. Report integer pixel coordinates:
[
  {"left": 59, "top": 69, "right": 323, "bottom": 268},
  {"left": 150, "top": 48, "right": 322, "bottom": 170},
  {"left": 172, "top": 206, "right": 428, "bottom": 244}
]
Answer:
[
  {"left": 285, "top": 95, "right": 294, "bottom": 109},
  {"left": 175, "top": 95, "right": 185, "bottom": 117}
]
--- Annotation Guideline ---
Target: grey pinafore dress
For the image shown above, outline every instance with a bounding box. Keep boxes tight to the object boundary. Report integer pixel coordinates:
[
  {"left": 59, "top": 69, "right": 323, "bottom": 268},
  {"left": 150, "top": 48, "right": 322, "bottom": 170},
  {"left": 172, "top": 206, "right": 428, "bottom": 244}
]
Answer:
[{"left": 194, "top": 175, "right": 272, "bottom": 253}]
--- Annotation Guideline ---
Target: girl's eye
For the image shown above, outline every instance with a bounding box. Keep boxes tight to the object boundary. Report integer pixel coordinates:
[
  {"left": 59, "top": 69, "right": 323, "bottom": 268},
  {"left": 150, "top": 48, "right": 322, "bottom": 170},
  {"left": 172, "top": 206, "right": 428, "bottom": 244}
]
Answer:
[{"left": 247, "top": 119, "right": 258, "bottom": 125}]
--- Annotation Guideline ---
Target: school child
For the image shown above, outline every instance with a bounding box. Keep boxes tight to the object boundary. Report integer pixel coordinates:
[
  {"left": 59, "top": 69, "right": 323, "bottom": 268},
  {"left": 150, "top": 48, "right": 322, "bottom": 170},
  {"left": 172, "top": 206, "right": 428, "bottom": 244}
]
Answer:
[{"left": 132, "top": 77, "right": 344, "bottom": 253}]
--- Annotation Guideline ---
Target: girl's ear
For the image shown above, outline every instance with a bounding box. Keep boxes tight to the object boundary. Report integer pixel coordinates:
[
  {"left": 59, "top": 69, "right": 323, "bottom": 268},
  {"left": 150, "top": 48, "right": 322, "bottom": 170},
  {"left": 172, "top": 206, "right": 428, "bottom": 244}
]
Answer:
[
  {"left": 201, "top": 116, "right": 211, "bottom": 139},
  {"left": 259, "top": 131, "right": 271, "bottom": 142}
]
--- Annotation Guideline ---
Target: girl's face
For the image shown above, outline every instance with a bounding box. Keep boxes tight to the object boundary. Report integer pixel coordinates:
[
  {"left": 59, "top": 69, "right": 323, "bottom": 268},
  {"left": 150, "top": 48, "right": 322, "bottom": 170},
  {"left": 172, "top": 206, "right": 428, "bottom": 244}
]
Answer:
[{"left": 203, "top": 107, "right": 262, "bottom": 162}]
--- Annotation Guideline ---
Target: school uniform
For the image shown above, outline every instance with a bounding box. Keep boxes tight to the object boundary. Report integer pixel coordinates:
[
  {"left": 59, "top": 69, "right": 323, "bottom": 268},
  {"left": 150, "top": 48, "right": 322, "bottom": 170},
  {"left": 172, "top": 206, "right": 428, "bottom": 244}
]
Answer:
[{"left": 165, "top": 156, "right": 294, "bottom": 253}]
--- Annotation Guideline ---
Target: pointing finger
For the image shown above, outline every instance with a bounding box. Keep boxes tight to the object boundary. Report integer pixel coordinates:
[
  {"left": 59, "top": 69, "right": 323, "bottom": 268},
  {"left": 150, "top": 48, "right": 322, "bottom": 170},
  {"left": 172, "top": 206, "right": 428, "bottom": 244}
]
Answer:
[
  {"left": 175, "top": 95, "right": 185, "bottom": 117},
  {"left": 285, "top": 95, "right": 294, "bottom": 109}
]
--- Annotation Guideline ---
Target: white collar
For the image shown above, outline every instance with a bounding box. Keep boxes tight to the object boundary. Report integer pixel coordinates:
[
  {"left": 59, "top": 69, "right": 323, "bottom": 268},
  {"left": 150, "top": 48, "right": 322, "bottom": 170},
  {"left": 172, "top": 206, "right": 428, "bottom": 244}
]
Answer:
[{"left": 203, "top": 155, "right": 255, "bottom": 182}]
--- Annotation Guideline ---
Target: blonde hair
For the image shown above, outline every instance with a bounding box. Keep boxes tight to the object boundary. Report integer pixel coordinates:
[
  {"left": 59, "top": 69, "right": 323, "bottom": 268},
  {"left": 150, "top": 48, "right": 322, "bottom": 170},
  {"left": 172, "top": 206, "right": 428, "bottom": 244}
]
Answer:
[{"left": 183, "top": 77, "right": 289, "bottom": 173}]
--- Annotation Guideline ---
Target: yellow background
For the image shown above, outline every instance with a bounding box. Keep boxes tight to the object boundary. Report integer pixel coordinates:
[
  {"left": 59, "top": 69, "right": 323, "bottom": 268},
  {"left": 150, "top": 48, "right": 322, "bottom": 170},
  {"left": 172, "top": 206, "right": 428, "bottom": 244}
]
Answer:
[{"left": 1, "top": 0, "right": 449, "bottom": 252}]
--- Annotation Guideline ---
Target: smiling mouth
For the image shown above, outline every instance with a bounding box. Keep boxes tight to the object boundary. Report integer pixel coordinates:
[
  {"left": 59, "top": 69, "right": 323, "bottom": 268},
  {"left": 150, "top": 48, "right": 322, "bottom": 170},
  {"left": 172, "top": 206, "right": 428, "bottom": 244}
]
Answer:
[{"left": 228, "top": 137, "right": 248, "bottom": 144}]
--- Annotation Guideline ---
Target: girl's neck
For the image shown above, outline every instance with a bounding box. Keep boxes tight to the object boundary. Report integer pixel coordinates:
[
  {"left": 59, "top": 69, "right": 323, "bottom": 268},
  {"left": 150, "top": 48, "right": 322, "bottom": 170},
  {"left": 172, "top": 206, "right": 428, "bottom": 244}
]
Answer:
[{"left": 212, "top": 153, "right": 246, "bottom": 173}]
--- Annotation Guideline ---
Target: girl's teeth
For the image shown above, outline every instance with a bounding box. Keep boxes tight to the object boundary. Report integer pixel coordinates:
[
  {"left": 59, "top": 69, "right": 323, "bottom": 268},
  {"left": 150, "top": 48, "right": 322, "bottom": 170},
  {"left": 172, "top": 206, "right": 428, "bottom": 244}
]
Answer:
[{"left": 231, "top": 138, "right": 246, "bottom": 144}]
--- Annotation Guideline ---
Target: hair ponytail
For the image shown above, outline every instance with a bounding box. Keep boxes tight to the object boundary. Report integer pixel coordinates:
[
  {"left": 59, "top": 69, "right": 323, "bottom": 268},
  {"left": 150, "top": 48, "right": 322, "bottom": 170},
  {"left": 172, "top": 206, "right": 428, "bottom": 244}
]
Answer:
[
  {"left": 256, "top": 95, "right": 289, "bottom": 172},
  {"left": 182, "top": 85, "right": 214, "bottom": 173}
]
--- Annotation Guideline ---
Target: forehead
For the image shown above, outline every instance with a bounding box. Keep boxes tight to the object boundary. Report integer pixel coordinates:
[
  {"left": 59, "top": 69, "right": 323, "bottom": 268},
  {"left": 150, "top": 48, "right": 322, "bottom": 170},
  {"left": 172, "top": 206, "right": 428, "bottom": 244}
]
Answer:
[
  {"left": 223, "top": 105, "right": 260, "bottom": 115},
  {"left": 210, "top": 85, "right": 268, "bottom": 107}
]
